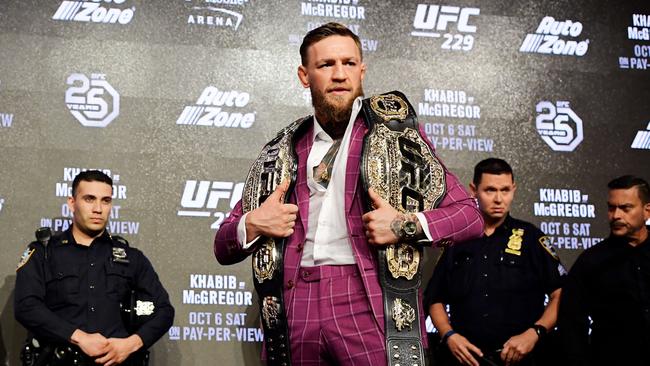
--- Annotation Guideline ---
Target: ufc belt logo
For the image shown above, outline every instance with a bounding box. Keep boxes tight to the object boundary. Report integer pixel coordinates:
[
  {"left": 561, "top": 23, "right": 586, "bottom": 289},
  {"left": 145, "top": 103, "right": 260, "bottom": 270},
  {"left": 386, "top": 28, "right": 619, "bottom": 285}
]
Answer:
[
  {"left": 259, "top": 147, "right": 281, "bottom": 203},
  {"left": 398, "top": 136, "right": 427, "bottom": 212}
]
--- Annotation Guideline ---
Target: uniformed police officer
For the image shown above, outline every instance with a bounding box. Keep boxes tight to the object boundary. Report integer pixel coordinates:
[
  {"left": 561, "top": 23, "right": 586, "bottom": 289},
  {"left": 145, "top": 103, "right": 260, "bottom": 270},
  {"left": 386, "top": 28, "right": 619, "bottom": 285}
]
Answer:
[
  {"left": 14, "top": 170, "right": 174, "bottom": 366},
  {"left": 424, "top": 158, "right": 566, "bottom": 366},
  {"left": 558, "top": 175, "right": 650, "bottom": 366}
]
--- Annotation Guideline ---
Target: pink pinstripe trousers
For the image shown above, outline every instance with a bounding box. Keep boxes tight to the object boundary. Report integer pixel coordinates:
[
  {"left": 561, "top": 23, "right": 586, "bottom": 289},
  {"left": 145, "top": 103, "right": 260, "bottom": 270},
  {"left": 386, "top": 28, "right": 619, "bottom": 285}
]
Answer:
[{"left": 287, "top": 265, "right": 387, "bottom": 365}]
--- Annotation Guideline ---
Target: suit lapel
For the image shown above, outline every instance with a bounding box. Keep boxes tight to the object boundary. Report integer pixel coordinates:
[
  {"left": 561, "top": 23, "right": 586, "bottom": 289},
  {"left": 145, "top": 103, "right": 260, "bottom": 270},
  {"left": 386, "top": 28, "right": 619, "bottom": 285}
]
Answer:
[
  {"left": 345, "top": 116, "right": 367, "bottom": 214},
  {"left": 294, "top": 121, "right": 313, "bottom": 236}
]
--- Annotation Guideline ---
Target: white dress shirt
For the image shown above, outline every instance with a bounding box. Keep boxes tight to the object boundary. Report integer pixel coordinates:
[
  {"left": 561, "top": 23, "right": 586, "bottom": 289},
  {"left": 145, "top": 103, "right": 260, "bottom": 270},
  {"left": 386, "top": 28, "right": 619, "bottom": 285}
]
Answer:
[
  {"left": 300, "top": 97, "right": 363, "bottom": 265},
  {"left": 237, "top": 96, "right": 433, "bottom": 260}
]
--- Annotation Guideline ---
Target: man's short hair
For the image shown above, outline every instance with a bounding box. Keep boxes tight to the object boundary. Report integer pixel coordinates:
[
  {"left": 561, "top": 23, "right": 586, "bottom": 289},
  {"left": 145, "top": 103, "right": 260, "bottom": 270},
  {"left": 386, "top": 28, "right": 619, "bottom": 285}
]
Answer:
[
  {"left": 607, "top": 175, "right": 650, "bottom": 204},
  {"left": 299, "top": 22, "right": 363, "bottom": 66},
  {"left": 472, "top": 158, "right": 514, "bottom": 185},
  {"left": 71, "top": 170, "right": 113, "bottom": 197}
]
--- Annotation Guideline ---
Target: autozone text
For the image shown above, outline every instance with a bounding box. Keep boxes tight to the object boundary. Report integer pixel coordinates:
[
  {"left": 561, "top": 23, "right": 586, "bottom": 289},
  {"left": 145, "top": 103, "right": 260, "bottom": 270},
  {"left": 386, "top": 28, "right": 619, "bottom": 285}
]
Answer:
[{"left": 52, "top": 1, "right": 135, "bottom": 24}]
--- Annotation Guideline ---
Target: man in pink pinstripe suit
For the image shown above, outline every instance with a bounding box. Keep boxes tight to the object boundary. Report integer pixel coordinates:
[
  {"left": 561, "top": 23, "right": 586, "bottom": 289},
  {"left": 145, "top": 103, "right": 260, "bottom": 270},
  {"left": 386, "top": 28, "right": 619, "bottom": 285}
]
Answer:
[{"left": 214, "top": 22, "right": 483, "bottom": 366}]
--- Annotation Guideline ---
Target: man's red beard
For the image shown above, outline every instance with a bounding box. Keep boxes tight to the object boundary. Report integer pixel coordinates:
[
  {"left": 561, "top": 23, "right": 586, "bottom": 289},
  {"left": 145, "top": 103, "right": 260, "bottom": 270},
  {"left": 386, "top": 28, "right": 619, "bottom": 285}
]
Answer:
[{"left": 311, "top": 84, "right": 364, "bottom": 139}]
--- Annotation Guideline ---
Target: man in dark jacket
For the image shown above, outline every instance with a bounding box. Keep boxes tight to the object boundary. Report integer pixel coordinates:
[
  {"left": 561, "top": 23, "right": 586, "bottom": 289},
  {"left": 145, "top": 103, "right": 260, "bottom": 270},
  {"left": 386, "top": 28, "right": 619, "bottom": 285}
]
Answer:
[
  {"left": 558, "top": 175, "right": 650, "bottom": 366},
  {"left": 15, "top": 170, "right": 174, "bottom": 366}
]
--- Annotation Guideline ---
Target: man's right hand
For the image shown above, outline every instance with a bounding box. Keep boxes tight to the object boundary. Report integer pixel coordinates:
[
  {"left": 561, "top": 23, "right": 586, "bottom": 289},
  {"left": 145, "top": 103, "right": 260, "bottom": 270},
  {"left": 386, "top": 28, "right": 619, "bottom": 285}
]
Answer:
[
  {"left": 447, "top": 333, "right": 483, "bottom": 366},
  {"left": 70, "top": 329, "right": 109, "bottom": 357},
  {"left": 246, "top": 180, "right": 299, "bottom": 239}
]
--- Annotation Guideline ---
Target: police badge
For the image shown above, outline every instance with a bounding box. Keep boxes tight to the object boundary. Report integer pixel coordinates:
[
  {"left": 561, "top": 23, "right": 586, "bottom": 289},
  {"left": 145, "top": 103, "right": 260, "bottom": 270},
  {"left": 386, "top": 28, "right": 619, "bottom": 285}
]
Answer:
[
  {"left": 506, "top": 228, "right": 524, "bottom": 255},
  {"left": 112, "top": 247, "right": 129, "bottom": 263}
]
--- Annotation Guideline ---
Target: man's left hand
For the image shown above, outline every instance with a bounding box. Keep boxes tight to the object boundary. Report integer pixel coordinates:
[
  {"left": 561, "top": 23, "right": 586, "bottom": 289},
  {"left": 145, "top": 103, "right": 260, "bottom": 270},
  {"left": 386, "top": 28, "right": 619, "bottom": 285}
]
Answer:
[
  {"left": 362, "top": 188, "right": 400, "bottom": 245},
  {"left": 95, "top": 334, "right": 143, "bottom": 366},
  {"left": 500, "top": 328, "right": 538, "bottom": 366}
]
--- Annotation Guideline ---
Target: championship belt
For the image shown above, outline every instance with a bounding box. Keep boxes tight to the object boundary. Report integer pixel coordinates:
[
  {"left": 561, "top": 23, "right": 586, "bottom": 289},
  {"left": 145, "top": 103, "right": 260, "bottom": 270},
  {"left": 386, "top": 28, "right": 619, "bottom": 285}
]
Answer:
[
  {"left": 242, "top": 116, "right": 310, "bottom": 366},
  {"left": 361, "top": 91, "right": 446, "bottom": 366}
]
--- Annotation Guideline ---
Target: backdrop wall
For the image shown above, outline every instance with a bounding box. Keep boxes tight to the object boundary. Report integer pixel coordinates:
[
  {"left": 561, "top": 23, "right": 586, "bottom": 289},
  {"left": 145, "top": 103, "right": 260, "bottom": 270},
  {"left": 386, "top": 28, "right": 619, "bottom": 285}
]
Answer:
[{"left": 1, "top": 0, "right": 649, "bottom": 364}]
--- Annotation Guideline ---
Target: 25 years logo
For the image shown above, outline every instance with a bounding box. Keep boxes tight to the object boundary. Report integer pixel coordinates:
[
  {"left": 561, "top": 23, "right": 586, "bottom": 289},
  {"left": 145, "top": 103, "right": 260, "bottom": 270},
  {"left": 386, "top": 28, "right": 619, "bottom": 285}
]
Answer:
[
  {"left": 536, "top": 101, "right": 583, "bottom": 152},
  {"left": 65, "top": 73, "right": 120, "bottom": 128}
]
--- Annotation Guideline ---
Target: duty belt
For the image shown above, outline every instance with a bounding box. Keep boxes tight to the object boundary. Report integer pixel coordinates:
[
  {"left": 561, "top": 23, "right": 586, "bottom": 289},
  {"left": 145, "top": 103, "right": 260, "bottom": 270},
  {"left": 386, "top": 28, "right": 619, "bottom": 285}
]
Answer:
[
  {"left": 361, "top": 91, "right": 446, "bottom": 366},
  {"left": 20, "top": 337, "right": 149, "bottom": 366},
  {"left": 242, "top": 116, "right": 311, "bottom": 366}
]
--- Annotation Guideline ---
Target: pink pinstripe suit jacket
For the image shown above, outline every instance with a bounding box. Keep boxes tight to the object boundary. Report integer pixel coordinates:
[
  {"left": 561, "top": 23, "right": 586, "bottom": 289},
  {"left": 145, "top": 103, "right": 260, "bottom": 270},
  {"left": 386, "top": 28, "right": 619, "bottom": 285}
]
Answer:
[{"left": 214, "top": 116, "right": 484, "bottom": 344}]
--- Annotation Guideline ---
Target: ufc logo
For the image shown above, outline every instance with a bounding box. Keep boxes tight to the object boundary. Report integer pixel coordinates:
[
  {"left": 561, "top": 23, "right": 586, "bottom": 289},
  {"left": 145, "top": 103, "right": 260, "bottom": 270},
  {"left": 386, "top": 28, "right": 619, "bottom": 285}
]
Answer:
[
  {"left": 179, "top": 180, "right": 243, "bottom": 211},
  {"left": 398, "top": 137, "right": 426, "bottom": 212},
  {"left": 413, "top": 4, "right": 479, "bottom": 33}
]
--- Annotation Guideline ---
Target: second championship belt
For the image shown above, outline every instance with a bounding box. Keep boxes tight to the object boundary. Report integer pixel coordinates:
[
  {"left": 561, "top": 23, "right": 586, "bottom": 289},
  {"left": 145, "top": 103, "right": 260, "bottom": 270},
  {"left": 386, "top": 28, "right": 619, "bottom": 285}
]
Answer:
[
  {"left": 361, "top": 91, "right": 446, "bottom": 366},
  {"left": 242, "top": 117, "right": 310, "bottom": 366}
]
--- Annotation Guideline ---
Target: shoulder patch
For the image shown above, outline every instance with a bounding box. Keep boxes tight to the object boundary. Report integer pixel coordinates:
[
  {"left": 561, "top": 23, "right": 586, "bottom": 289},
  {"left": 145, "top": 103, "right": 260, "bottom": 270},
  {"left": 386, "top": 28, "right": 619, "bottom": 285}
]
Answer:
[
  {"left": 111, "top": 235, "right": 130, "bottom": 247},
  {"left": 539, "top": 236, "right": 560, "bottom": 261},
  {"left": 16, "top": 247, "right": 35, "bottom": 271}
]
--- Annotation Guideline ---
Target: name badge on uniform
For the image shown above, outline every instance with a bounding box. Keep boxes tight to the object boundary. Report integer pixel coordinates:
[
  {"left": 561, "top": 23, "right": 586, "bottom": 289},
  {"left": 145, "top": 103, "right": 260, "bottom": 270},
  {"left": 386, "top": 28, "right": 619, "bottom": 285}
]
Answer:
[
  {"left": 112, "top": 248, "right": 129, "bottom": 264},
  {"left": 505, "top": 228, "right": 524, "bottom": 256}
]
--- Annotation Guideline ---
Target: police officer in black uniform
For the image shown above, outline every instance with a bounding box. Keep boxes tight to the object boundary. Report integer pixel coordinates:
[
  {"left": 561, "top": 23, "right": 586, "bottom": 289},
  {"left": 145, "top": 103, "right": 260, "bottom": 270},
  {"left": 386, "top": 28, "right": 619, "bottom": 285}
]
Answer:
[
  {"left": 424, "top": 158, "right": 566, "bottom": 366},
  {"left": 14, "top": 170, "right": 174, "bottom": 366},
  {"left": 558, "top": 175, "right": 650, "bottom": 366}
]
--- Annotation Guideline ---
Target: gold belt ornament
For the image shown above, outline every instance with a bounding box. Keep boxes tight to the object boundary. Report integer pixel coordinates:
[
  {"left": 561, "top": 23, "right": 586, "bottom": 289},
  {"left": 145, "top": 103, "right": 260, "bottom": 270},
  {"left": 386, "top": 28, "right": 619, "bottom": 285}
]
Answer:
[
  {"left": 363, "top": 93, "right": 446, "bottom": 280},
  {"left": 361, "top": 91, "right": 446, "bottom": 366},
  {"left": 253, "top": 238, "right": 279, "bottom": 282}
]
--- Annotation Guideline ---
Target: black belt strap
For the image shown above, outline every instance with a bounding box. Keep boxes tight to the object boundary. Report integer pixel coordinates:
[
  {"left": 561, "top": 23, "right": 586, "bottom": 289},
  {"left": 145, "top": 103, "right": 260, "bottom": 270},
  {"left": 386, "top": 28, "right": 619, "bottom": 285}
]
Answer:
[
  {"left": 243, "top": 117, "right": 311, "bottom": 366},
  {"left": 361, "top": 91, "right": 447, "bottom": 366}
]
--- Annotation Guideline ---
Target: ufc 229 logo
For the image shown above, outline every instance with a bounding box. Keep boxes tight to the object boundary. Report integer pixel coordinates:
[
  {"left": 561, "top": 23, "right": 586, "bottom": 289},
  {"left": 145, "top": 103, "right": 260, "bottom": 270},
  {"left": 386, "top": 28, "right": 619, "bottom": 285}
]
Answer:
[
  {"left": 177, "top": 180, "right": 244, "bottom": 229},
  {"left": 411, "top": 4, "right": 480, "bottom": 52},
  {"left": 536, "top": 101, "right": 583, "bottom": 152},
  {"left": 65, "top": 73, "right": 120, "bottom": 128}
]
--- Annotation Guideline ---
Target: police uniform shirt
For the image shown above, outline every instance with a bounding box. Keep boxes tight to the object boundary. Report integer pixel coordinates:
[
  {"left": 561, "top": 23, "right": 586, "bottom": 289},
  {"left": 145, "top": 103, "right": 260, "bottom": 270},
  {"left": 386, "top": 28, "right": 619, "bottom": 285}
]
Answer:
[
  {"left": 425, "top": 215, "right": 565, "bottom": 352},
  {"left": 558, "top": 227, "right": 650, "bottom": 366},
  {"left": 14, "top": 228, "right": 174, "bottom": 349}
]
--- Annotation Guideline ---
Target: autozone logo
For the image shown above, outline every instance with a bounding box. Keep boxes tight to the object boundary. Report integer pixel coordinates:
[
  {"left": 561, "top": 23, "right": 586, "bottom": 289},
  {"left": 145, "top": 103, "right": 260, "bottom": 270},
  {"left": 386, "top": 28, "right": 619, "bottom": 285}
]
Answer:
[
  {"left": 536, "top": 101, "right": 583, "bottom": 152},
  {"left": 65, "top": 73, "right": 120, "bottom": 128},
  {"left": 52, "top": 0, "right": 135, "bottom": 24},
  {"left": 411, "top": 4, "right": 479, "bottom": 52},
  {"left": 177, "top": 180, "right": 244, "bottom": 229},
  {"left": 176, "top": 86, "right": 256, "bottom": 128},
  {"left": 631, "top": 122, "right": 650, "bottom": 149},
  {"left": 520, "top": 16, "right": 589, "bottom": 56}
]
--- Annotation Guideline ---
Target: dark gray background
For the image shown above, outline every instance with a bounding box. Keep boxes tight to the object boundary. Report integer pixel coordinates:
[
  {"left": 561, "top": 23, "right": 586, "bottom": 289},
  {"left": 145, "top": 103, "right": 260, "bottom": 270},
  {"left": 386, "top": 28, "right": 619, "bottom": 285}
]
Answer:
[{"left": 1, "top": 0, "right": 649, "bottom": 364}]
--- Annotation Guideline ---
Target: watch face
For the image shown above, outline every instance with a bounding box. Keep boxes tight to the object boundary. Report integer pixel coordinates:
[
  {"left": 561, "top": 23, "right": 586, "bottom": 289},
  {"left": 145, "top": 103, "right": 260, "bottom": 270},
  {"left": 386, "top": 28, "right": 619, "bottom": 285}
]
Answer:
[{"left": 403, "top": 221, "right": 418, "bottom": 236}]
